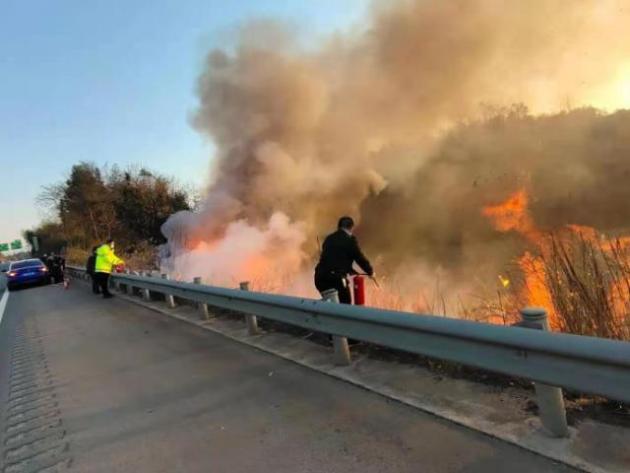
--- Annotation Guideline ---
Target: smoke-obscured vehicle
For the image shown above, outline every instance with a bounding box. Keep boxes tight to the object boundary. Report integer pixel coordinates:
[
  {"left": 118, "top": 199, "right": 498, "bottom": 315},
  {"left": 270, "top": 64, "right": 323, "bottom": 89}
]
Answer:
[{"left": 6, "top": 259, "right": 50, "bottom": 290}]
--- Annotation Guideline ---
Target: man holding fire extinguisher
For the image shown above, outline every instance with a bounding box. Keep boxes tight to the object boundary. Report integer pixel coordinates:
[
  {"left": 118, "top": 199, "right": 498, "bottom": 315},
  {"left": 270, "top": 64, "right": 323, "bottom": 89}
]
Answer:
[{"left": 314, "top": 216, "right": 374, "bottom": 304}]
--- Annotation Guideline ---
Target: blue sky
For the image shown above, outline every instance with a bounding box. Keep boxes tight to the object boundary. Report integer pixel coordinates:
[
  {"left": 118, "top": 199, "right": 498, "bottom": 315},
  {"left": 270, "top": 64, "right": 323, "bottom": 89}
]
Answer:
[{"left": 0, "top": 0, "right": 370, "bottom": 246}]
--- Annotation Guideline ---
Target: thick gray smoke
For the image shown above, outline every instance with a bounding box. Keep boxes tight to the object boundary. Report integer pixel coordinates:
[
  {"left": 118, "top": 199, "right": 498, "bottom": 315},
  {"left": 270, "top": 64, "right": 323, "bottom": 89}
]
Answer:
[
  {"left": 162, "top": 0, "right": 630, "bottom": 302},
  {"left": 361, "top": 108, "right": 630, "bottom": 276}
]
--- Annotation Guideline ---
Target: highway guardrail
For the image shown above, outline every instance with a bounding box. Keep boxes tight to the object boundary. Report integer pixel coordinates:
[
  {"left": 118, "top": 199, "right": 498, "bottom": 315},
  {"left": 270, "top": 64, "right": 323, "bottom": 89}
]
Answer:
[{"left": 67, "top": 266, "right": 630, "bottom": 437}]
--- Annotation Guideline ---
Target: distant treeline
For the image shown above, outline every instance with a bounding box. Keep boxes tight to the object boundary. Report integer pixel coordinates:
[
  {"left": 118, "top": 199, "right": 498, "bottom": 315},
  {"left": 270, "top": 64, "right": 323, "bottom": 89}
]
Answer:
[{"left": 25, "top": 162, "right": 193, "bottom": 257}]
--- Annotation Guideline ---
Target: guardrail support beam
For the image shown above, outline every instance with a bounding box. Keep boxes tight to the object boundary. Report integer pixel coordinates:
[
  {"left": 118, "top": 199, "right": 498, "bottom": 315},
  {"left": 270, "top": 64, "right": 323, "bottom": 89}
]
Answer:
[
  {"left": 141, "top": 272, "right": 151, "bottom": 301},
  {"left": 321, "top": 289, "right": 351, "bottom": 366},
  {"left": 119, "top": 269, "right": 129, "bottom": 294},
  {"left": 194, "top": 277, "right": 210, "bottom": 319},
  {"left": 520, "top": 307, "right": 569, "bottom": 438},
  {"left": 240, "top": 282, "right": 260, "bottom": 335},
  {"left": 162, "top": 274, "right": 176, "bottom": 308},
  {"left": 333, "top": 336, "right": 351, "bottom": 366},
  {"left": 129, "top": 271, "right": 140, "bottom": 296}
]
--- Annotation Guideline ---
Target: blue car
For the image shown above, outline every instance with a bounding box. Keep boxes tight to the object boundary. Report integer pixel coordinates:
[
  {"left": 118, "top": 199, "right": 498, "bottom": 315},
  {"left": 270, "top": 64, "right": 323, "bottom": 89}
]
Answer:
[{"left": 6, "top": 259, "right": 51, "bottom": 290}]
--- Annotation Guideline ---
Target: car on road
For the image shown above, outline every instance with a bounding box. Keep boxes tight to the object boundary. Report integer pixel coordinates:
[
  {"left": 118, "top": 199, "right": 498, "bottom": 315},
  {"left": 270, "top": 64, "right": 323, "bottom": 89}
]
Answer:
[
  {"left": 0, "top": 262, "right": 9, "bottom": 274},
  {"left": 6, "top": 259, "right": 50, "bottom": 290}
]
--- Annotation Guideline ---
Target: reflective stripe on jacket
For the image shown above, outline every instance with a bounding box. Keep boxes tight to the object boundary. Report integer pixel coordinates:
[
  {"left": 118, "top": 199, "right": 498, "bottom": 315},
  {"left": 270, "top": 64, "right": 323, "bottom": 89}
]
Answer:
[{"left": 94, "top": 244, "right": 123, "bottom": 274}]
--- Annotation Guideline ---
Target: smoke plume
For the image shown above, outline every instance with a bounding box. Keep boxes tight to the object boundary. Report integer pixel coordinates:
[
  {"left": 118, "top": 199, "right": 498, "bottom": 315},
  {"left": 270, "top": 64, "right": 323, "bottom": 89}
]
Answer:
[{"left": 162, "top": 0, "right": 630, "bottom": 304}]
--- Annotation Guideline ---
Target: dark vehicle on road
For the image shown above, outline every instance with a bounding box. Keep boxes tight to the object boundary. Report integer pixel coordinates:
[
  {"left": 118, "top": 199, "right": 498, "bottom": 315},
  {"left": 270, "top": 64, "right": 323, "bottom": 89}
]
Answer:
[
  {"left": 6, "top": 259, "right": 50, "bottom": 290},
  {"left": 0, "top": 262, "right": 9, "bottom": 273}
]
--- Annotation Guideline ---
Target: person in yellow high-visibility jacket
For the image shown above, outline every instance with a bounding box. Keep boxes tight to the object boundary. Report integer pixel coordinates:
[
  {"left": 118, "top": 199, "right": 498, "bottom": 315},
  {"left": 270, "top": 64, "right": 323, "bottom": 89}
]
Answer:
[{"left": 94, "top": 239, "right": 124, "bottom": 298}]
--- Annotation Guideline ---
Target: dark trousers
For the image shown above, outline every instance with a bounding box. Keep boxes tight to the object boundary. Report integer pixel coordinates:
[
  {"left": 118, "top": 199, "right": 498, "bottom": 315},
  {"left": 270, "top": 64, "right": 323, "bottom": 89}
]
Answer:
[
  {"left": 51, "top": 269, "right": 64, "bottom": 284},
  {"left": 315, "top": 271, "right": 359, "bottom": 345},
  {"left": 94, "top": 272, "right": 112, "bottom": 297},
  {"left": 314, "top": 272, "right": 351, "bottom": 304},
  {"left": 89, "top": 273, "right": 100, "bottom": 294}
]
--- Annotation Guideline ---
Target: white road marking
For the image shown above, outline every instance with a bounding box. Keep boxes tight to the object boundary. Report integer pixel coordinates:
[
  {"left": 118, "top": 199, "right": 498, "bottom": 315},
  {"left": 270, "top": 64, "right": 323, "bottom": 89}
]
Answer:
[{"left": 0, "top": 288, "right": 9, "bottom": 327}]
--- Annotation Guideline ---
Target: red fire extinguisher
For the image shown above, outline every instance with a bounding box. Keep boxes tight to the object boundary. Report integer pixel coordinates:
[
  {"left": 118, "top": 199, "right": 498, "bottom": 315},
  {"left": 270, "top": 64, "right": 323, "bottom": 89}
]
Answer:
[{"left": 353, "top": 275, "right": 366, "bottom": 305}]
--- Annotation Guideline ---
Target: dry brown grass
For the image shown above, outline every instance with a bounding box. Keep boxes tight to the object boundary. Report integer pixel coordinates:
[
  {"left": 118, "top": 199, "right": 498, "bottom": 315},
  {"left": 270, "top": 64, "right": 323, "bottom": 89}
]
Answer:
[
  {"left": 122, "top": 242, "right": 158, "bottom": 270},
  {"left": 64, "top": 242, "right": 157, "bottom": 271},
  {"left": 458, "top": 229, "right": 630, "bottom": 340},
  {"left": 458, "top": 290, "right": 521, "bottom": 326},
  {"left": 543, "top": 232, "right": 630, "bottom": 340},
  {"left": 65, "top": 247, "right": 90, "bottom": 266}
]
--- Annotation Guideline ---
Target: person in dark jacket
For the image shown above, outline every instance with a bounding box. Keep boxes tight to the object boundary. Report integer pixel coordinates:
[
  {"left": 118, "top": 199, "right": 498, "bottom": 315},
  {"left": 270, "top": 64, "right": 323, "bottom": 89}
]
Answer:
[
  {"left": 314, "top": 216, "right": 373, "bottom": 304},
  {"left": 86, "top": 246, "right": 100, "bottom": 294},
  {"left": 47, "top": 252, "right": 64, "bottom": 284},
  {"left": 55, "top": 254, "right": 66, "bottom": 283}
]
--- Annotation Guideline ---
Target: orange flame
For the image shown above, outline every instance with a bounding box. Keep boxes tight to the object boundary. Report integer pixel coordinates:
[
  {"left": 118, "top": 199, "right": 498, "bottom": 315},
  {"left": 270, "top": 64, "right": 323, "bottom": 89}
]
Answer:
[
  {"left": 482, "top": 190, "right": 557, "bottom": 326},
  {"left": 482, "top": 190, "right": 630, "bottom": 333},
  {"left": 518, "top": 251, "right": 555, "bottom": 315},
  {"left": 482, "top": 190, "right": 539, "bottom": 241}
]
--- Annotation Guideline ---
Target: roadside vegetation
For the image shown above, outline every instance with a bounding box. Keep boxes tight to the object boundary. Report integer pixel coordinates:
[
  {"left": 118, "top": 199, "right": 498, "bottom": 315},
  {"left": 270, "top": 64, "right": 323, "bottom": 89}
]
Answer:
[
  {"left": 543, "top": 232, "right": 630, "bottom": 341},
  {"left": 450, "top": 229, "right": 630, "bottom": 342},
  {"left": 25, "top": 162, "right": 195, "bottom": 267}
]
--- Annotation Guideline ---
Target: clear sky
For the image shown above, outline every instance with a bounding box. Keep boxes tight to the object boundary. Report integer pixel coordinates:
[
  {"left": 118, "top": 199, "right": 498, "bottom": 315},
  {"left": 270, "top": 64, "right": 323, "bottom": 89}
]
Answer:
[{"left": 0, "top": 0, "right": 370, "bottom": 246}]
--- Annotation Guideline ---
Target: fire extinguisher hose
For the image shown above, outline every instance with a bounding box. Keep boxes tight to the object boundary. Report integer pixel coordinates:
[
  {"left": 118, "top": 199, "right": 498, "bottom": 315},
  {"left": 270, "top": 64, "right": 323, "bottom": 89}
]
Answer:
[{"left": 356, "top": 273, "right": 381, "bottom": 289}]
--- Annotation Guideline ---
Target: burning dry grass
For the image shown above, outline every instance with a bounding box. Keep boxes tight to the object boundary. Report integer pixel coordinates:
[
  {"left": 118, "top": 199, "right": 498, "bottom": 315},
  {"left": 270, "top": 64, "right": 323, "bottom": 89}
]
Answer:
[
  {"left": 469, "top": 227, "right": 630, "bottom": 340},
  {"left": 479, "top": 188, "right": 630, "bottom": 340},
  {"left": 368, "top": 278, "right": 447, "bottom": 315},
  {"left": 364, "top": 226, "right": 630, "bottom": 342},
  {"left": 542, "top": 231, "right": 630, "bottom": 340}
]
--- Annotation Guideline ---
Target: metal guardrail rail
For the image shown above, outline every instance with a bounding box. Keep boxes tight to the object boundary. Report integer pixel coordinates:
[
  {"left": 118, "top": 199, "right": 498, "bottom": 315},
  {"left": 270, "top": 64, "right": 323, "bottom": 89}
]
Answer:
[{"left": 67, "top": 266, "right": 630, "bottom": 436}]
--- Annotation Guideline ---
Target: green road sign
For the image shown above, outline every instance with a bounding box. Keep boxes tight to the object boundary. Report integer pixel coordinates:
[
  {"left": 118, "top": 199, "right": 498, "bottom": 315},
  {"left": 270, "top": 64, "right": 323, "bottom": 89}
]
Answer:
[
  {"left": 0, "top": 243, "right": 8, "bottom": 252},
  {"left": 10, "top": 240, "right": 22, "bottom": 250}
]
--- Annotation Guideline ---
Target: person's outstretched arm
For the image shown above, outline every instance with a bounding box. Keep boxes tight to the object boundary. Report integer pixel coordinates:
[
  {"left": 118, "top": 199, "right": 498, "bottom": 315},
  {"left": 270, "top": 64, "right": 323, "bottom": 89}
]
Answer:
[
  {"left": 351, "top": 236, "right": 373, "bottom": 276},
  {"left": 106, "top": 247, "right": 124, "bottom": 266}
]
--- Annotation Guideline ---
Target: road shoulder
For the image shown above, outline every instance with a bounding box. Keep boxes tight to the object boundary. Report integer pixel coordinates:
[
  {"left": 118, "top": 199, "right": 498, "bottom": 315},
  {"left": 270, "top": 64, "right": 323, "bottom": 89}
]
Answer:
[{"left": 110, "top": 284, "right": 629, "bottom": 473}]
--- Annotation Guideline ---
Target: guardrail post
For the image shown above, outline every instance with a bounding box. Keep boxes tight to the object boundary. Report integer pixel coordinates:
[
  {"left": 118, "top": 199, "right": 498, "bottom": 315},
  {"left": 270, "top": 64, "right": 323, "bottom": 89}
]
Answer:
[
  {"left": 113, "top": 275, "right": 121, "bottom": 292},
  {"left": 240, "top": 282, "right": 260, "bottom": 335},
  {"left": 520, "top": 307, "right": 569, "bottom": 438},
  {"left": 108, "top": 272, "right": 115, "bottom": 292},
  {"left": 130, "top": 270, "right": 138, "bottom": 293},
  {"left": 321, "top": 289, "right": 351, "bottom": 366},
  {"left": 161, "top": 274, "right": 176, "bottom": 308},
  {"left": 141, "top": 272, "right": 151, "bottom": 301},
  {"left": 193, "top": 277, "right": 210, "bottom": 319},
  {"left": 119, "top": 268, "right": 129, "bottom": 293}
]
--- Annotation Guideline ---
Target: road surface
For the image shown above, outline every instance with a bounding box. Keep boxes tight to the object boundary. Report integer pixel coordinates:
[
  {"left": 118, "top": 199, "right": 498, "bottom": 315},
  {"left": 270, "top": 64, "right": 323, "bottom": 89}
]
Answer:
[{"left": 0, "top": 284, "right": 577, "bottom": 472}]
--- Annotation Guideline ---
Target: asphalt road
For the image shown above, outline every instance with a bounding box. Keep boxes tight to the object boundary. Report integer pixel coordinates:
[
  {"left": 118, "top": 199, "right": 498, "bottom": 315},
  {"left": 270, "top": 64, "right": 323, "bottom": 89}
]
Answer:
[{"left": 0, "top": 284, "right": 578, "bottom": 473}]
